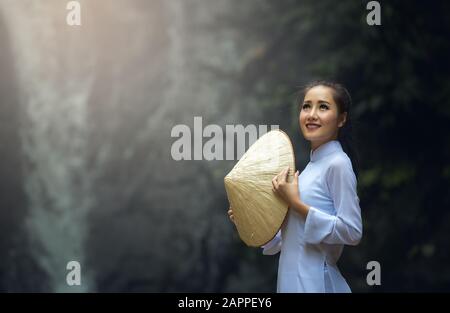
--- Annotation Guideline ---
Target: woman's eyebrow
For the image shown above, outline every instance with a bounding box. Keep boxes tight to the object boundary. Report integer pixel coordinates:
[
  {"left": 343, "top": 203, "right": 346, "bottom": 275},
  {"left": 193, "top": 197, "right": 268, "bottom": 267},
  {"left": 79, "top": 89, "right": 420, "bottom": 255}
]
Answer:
[{"left": 303, "top": 100, "right": 331, "bottom": 104}]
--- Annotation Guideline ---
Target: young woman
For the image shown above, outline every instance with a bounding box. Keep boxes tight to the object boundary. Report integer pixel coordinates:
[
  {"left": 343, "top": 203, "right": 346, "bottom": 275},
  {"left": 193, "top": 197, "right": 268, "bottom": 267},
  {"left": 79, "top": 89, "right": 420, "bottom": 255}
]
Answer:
[{"left": 228, "top": 81, "right": 362, "bottom": 292}]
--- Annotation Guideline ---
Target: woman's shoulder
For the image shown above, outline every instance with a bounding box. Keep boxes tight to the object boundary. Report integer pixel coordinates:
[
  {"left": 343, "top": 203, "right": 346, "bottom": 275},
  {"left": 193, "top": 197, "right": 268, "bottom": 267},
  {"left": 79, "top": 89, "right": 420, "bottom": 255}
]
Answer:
[
  {"left": 328, "top": 151, "right": 352, "bottom": 168},
  {"left": 325, "top": 151, "right": 355, "bottom": 179}
]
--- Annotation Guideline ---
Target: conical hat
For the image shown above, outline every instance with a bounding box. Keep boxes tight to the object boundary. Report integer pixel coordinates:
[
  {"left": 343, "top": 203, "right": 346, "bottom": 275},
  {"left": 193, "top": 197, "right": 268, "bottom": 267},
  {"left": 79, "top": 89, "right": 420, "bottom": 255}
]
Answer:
[{"left": 224, "top": 129, "right": 295, "bottom": 247}]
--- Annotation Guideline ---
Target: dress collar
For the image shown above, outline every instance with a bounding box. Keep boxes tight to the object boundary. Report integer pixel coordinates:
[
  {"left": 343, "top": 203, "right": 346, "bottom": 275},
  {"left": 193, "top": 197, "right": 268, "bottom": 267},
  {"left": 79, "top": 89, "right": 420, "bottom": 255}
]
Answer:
[{"left": 309, "top": 140, "right": 342, "bottom": 162}]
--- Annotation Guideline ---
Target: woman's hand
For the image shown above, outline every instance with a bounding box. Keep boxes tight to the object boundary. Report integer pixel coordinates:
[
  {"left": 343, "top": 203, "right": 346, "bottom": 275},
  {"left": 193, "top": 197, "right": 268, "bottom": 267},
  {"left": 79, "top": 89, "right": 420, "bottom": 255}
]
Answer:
[
  {"left": 227, "top": 206, "right": 235, "bottom": 225},
  {"left": 272, "top": 167, "right": 309, "bottom": 218},
  {"left": 272, "top": 167, "right": 300, "bottom": 207}
]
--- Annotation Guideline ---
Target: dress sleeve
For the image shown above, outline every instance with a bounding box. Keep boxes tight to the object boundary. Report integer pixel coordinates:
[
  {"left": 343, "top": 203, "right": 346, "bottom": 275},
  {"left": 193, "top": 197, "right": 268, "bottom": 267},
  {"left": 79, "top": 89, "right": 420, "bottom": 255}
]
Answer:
[
  {"left": 303, "top": 157, "right": 363, "bottom": 245},
  {"left": 261, "top": 229, "right": 282, "bottom": 255}
]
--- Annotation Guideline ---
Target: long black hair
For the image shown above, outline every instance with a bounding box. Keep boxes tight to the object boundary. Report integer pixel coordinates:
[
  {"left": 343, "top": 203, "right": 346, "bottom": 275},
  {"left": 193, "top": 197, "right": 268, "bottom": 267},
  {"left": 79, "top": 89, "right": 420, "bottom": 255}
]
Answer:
[{"left": 299, "top": 80, "right": 360, "bottom": 179}]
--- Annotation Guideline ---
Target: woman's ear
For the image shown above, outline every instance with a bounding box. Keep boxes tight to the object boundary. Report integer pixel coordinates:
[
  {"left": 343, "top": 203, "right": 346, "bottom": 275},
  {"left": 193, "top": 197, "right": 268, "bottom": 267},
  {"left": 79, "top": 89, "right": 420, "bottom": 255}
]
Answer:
[{"left": 338, "top": 112, "right": 347, "bottom": 128}]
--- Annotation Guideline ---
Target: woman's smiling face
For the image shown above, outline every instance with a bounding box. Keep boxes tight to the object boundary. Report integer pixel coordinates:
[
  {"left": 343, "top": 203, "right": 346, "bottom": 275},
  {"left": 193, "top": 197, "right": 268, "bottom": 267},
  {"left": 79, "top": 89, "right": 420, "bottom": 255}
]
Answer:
[{"left": 299, "top": 85, "right": 347, "bottom": 150}]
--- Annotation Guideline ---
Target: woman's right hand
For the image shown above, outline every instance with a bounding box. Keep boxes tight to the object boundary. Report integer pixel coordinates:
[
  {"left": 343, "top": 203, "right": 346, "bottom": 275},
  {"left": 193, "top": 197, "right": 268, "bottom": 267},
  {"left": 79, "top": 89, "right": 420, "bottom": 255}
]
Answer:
[{"left": 227, "top": 206, "right": 235, "bottom": 225}]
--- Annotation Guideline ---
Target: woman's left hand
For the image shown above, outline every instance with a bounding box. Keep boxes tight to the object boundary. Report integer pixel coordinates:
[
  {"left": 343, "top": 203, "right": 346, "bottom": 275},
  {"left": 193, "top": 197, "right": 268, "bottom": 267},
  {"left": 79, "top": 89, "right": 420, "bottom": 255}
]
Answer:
[{"left": 272, "top": 167, "right": 300, "bottom": 207}]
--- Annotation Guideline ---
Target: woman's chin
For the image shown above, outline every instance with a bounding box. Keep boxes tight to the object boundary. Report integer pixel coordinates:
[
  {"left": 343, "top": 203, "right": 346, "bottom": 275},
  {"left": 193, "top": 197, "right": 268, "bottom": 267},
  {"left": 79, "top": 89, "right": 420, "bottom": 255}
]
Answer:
[{"left": 303, "top": 134, "right": 320, "bottom": 142}]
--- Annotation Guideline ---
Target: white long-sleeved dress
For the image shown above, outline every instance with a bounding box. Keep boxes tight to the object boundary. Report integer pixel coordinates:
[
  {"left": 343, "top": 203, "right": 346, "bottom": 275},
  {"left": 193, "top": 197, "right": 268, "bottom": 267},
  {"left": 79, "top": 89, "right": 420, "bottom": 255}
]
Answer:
[{"left": 262, "top": 140, "right": 362, "bottom": 293}]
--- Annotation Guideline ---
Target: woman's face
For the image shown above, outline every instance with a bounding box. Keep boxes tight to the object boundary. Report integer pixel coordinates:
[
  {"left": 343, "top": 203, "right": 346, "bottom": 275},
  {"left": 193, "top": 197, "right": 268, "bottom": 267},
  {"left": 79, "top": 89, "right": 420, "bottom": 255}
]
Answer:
[{"left": 299, "top": 85, "right": 347, "bottom": 150}]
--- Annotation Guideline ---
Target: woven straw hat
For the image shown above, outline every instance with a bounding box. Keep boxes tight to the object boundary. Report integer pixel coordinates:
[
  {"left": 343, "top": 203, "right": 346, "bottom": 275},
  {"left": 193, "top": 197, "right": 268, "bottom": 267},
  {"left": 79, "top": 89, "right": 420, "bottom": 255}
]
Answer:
[{"left": 224, "top": 129, "right": 295, "bottom": 247}]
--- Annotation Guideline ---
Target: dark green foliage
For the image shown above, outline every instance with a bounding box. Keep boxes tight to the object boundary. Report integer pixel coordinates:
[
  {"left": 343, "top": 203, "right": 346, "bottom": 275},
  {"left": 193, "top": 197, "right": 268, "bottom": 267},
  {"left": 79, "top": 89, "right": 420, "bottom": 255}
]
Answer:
[{"left": 234, "top": 0, "right": 450, "bottom": 291}]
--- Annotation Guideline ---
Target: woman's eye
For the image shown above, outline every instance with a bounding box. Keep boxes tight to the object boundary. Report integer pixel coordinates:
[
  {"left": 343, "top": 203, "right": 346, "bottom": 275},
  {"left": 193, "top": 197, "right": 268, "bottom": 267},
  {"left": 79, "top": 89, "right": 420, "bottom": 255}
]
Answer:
[
  {"left": 302, "top": 104, "right": 310, "bottom": 110},
  {"left": 320, "top": 104, "right": 329, "bottom": 110}
]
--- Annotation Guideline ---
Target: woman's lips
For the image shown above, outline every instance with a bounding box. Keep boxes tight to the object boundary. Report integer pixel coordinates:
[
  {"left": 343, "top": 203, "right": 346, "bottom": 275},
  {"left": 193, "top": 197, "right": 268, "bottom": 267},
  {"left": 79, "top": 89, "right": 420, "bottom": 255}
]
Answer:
[{"left": 306, "top": 123, "right": 321, "bottom": 131}]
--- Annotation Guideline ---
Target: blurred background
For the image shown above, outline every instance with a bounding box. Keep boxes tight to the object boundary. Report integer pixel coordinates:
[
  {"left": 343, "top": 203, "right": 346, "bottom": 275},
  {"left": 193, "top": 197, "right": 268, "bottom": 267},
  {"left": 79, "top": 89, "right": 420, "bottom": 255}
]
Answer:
[{"left": 0, "top": 0, "right": 449, "bottom": 292}]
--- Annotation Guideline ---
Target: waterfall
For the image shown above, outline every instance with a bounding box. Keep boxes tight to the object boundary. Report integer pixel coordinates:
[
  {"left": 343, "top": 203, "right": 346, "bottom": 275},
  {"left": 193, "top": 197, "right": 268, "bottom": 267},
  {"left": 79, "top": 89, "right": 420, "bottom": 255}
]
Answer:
[
  {"left": 0, "top": 0, "right": 95, "bottom": 292},
  {"left": 0, "top": 0, "right": 260, "bottom": 292}
]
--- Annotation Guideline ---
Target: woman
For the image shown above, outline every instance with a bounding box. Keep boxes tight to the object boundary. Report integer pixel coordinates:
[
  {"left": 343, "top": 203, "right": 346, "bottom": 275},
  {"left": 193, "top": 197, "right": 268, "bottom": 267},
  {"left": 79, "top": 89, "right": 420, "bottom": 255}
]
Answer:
[{"left": 228, "top": 81, "right": 362, "bottom": 293}]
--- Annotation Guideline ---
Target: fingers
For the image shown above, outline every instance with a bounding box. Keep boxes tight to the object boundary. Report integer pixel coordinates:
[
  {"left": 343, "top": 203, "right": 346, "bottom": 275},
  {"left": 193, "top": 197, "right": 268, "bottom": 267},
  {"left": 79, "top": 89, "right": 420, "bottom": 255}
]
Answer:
[
  {"left": 228, "top": 207, "right": 235, "bottom": 223},
  {"left": 274, "top": 167, "right": 289, "bottom": 185},
  {"left": 272, "top": 175, "right": 278, "bottom": 193},
  {"left": 282, "top": 167, "right": 289, "bottom": 182},
  {"left": 273, "top": 167, "right": 289, "bottom": 193}
]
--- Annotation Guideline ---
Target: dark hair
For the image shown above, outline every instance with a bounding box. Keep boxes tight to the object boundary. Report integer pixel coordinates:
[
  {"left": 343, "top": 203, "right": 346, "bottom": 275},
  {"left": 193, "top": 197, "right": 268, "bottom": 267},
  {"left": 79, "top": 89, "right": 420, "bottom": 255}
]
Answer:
[{"left": 298, "top": 80, "right": 360, "bottom": 179}]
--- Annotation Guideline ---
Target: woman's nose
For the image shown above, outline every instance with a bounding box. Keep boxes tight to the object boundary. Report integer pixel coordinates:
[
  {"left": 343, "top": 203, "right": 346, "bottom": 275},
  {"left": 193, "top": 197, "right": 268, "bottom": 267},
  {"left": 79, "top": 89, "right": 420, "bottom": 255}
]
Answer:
[{"left": 307, "top": 108, "right": 318, "bottom": 120}]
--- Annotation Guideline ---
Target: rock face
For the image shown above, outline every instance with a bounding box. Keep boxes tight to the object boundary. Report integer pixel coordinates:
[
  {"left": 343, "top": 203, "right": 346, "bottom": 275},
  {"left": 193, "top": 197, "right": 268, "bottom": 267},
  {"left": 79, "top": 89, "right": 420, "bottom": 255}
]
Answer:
[{"left": 0, "top": 0, "right": 268, "bottom": 292}]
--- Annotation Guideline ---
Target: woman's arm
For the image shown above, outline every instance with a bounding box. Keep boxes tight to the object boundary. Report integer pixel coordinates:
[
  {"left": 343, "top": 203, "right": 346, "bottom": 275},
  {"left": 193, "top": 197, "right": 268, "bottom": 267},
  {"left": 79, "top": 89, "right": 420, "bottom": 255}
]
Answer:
[
  {"left": 261, "top": 230, "right": 282, "bottom": 255},
  {"left": 302, "top": 157, "right": 362, "bottom": 246},
  {"left": 272, "top": 159, "right": 362, "bottom": 246}
]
